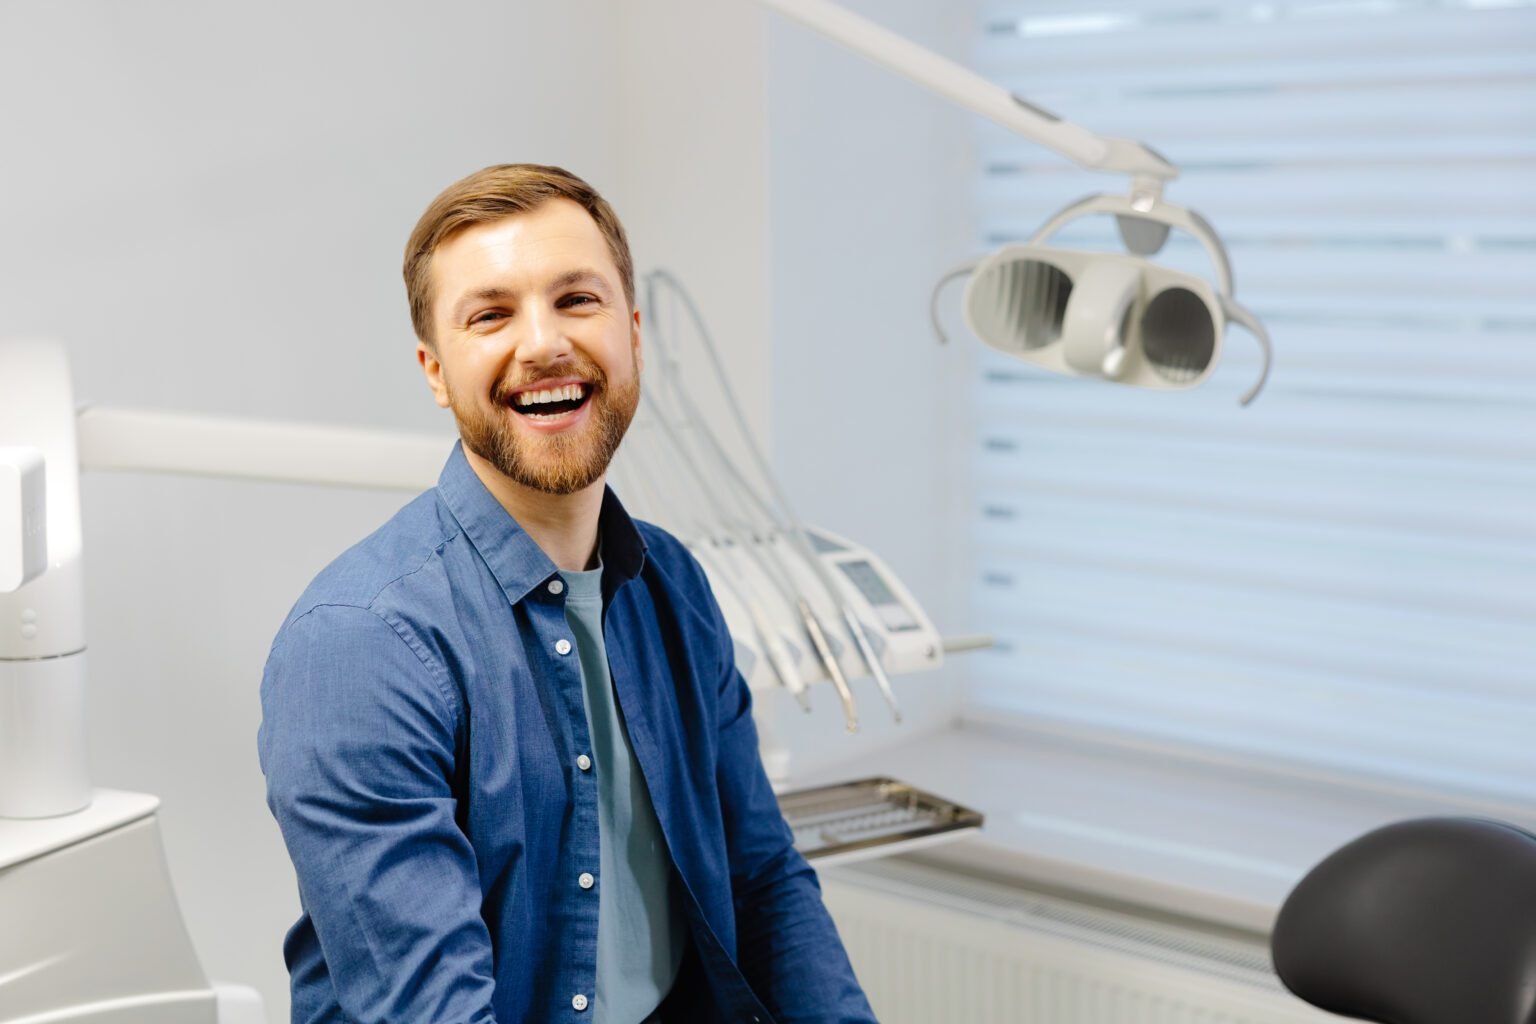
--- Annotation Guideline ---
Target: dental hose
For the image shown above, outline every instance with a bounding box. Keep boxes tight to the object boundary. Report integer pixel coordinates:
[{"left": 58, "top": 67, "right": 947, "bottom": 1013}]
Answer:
[{"left": 644, "top": 270, "right": 900, "bottom": 724}]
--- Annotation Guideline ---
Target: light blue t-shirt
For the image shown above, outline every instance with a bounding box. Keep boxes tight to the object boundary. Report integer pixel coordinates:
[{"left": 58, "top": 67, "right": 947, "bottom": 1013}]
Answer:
[{"left": 560, "top": 560, "right": 687, "bottom": 1023}]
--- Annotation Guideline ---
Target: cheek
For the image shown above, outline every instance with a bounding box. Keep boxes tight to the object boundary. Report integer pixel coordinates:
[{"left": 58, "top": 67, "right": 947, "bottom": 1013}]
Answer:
[{"left": 443, "top": 353, "right": 494, "bottom": 394}]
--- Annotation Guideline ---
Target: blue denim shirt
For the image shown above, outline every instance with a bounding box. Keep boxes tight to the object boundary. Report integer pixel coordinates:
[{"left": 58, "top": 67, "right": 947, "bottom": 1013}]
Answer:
[{"left": 258, "top": 443, "right": 875, "bottom": 1024}]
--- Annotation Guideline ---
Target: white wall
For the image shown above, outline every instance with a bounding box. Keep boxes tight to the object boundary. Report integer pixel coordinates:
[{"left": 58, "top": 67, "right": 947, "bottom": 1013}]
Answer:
[
  {"left": 0, "top": 0, "right": 972, "bottom": 1018},
  {"left": 613, "top": 0, "right": 773, "bottom": 456},
  {"left": 761, "top": 0, "right": 975, "bottom": 775}
]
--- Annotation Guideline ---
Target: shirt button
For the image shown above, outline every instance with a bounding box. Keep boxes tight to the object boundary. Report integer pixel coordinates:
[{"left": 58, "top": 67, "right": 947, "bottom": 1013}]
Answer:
[
  {"left": 548, "top": 579, "right": 565, "bottom": 595},
  {"left": 576, "top": 754, "right": 592, "bottom": 771},
  {"left": 555, "top": 638, "right": 572, "bottom": 656},
  {"left": 572, "top": 994, "right": 589, "bottom": 1012},
  {"left": 578, "top": 871, "right": 595, "bottom": 890}
]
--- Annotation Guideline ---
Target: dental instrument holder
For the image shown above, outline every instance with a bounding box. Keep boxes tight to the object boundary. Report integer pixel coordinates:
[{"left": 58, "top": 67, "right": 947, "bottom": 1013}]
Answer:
[
  {"left": 688, "top": 522, "right": 946, "bottom": 765},
  {"left": 638, "top": 271, "right": 892, "bottom": 733}
]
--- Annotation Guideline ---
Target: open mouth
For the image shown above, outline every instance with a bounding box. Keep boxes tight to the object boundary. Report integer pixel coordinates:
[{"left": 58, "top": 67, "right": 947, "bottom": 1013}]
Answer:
[{"left": 509, "top": 381, "right": 594, "bottom": 421}]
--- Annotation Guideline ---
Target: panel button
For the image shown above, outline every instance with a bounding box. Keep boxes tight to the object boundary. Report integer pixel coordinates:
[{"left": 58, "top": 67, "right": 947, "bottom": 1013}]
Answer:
[
  {"left": 555, "top": 638, "right": 572, "bottom": 656},
  {"left": 572, "top": 994, "right": 589, "bottom": 1012},
  {"left": 576, "top": 754, "right": 592, "bottom": 772},
  {"left": 578, "top": 871, "right": 595, "bottom": 890},
  {"left": 548, "top": 579, "right": 565, "bottom": 595}
]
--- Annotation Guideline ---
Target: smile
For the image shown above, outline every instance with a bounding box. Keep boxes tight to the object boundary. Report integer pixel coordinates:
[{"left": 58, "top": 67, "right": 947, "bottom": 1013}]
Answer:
[{"left": 509, "top": 381, "right": 593, "bottom": 422}]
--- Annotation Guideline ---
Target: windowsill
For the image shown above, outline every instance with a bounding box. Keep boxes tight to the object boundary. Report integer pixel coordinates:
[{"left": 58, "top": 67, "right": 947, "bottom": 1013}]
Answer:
[{"left": 794, "top": 718, "right": 1536, "bottom": 937}]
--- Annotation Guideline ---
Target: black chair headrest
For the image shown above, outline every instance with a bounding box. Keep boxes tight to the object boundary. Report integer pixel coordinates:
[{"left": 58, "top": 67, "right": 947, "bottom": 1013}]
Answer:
[{"left": 1271, "top": 816, "right": 1536, "bottom": 1024}]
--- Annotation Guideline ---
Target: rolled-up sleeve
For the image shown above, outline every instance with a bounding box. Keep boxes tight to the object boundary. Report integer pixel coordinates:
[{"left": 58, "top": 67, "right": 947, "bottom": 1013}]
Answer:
[{"left": 258, "top": 603, "right": 497, "bottom": 1024}]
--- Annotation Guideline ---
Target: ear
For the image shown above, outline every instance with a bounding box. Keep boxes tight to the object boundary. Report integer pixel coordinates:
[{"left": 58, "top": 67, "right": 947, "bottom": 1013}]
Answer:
[
  {"left": 417, "top": 341, "right": 451, "bottom": 408},
  {"left": 630, "top": 307, "right": 644, "bottom": 374}
]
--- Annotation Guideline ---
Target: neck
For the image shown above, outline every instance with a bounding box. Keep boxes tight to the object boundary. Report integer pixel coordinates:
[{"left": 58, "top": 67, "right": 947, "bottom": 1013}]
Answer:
[{"left": 462, "top": 447, "right": 604, "bottom": 572}]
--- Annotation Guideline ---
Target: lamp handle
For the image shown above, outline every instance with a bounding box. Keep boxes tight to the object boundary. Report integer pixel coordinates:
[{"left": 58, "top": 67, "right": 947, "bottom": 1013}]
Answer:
[{"left": 1030, "top": 192, "right": 1236, "bottom": 299}]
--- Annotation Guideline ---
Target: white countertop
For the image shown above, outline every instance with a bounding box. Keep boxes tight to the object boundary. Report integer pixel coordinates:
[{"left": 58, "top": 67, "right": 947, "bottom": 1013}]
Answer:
[
  {"left": 0, "top": 789, "right": 159, "bottom": 871},
  {"left": 798, "top": 721, "right": 1534, "bottom": 934}
]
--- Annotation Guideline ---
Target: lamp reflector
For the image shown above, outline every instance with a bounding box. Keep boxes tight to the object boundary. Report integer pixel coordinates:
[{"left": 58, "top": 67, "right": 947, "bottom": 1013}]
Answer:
[
  {"left": 1142, "top": 286, "right": 1217, "bottom": 383},
  {"left": 963, "top": 245, "right": 1225, "bottom": 392}
]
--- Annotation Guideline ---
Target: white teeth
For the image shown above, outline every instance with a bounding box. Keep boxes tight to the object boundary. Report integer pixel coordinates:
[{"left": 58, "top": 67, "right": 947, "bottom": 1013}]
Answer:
[{"left": 514, "top": 383, "right": 587, "bottom": 408}]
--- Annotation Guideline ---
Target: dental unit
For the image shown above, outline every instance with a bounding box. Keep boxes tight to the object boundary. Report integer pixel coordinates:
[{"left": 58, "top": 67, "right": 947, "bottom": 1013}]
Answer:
[{"left": 0, "top": 1, "right": 1268, "bottom": 1018}]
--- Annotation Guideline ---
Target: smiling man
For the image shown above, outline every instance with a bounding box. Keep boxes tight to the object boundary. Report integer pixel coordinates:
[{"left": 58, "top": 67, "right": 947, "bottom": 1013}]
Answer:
[{"left": 257, "top": 165, "right": 876, "bottom": 1024}]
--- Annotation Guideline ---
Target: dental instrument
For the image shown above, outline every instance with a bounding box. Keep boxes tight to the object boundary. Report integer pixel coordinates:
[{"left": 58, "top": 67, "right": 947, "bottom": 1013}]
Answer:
[
  {"left": 632, "top": 337, "right": 862, "bottom": 730},
  {"left": 643, "top": 270, "right": 905, "bottom": 726},
  {"left": 609, "top": 428, "right": 814, "bottom": 709}
]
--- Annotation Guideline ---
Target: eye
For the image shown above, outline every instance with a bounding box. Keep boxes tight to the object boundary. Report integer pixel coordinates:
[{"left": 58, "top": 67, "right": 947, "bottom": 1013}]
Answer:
[
  {"left": 560, "top": 294, "right": 597, "bottom": 309},
  {"left": 469, "top": 310, "right": 508, "bottom": 326}
]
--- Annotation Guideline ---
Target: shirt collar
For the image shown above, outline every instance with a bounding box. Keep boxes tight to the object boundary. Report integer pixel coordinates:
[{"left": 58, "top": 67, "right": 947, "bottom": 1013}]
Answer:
[{"left": 436, "top": 441, "right": 647, "bottom": 605}]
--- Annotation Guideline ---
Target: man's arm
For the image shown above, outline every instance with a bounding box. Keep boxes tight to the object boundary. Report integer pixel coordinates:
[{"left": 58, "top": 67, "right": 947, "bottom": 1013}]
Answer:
[
  {"left": 258, "top": 603, "right": 497, "bottom": 1024},
  {"left": 699, "top": 575, "right": 879, "bottom": 1023}
]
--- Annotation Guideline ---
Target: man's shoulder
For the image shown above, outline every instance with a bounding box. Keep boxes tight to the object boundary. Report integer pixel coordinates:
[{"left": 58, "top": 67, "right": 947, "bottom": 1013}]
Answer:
[{"left": 281, "top": 488, "right": 463, "bottom": 631}]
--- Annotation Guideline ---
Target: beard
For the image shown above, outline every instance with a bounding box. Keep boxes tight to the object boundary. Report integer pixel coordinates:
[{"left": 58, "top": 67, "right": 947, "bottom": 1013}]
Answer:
[{"left": 450, "top": 355, "right": 640, "bottom": 496}]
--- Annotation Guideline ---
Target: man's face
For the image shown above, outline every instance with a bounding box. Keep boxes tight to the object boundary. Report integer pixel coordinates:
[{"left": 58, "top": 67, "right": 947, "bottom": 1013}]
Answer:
[{"left": 418, "top": 199, "right": 642, "bottom": 496}]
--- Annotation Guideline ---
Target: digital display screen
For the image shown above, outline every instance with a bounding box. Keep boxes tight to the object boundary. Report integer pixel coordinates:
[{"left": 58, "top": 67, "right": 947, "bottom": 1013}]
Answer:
[{"left": 839, "top": 559, "right": 898, "bottom": 606}]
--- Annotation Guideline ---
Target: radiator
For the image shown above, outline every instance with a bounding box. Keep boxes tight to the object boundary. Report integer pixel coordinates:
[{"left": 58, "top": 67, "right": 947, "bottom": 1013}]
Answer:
[{"left": 819, "top": 859, "right": 1341, "bottom": 1024}]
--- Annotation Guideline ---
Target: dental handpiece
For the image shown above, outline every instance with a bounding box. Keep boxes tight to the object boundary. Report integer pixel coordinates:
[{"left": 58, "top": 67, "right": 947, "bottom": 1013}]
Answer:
[
  {"left": 701, "top": 540, "right": 811, "bottom": 710},
  {"left": 690, "top": 416, "right": 898, "bottom": 724},
  {"left": 843, "top": 606, "right": 900, "bottom": 722},
  {"left": 634, "top": 448, "right": 813, "bottom": 712},
  {"left": 797, "top": 597, "right": 858, "bottom": 733}
]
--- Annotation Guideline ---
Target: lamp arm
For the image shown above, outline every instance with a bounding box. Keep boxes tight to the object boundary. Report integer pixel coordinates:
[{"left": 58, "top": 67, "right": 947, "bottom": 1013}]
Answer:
[{"left": 757, "top": 0, "right": 1178, "bottom": 184}]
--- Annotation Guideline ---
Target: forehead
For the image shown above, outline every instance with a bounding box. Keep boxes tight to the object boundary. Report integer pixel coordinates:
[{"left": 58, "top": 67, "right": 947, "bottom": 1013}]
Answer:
[{"left": 430, "top": 199, "right": 619, "bottom": 304}]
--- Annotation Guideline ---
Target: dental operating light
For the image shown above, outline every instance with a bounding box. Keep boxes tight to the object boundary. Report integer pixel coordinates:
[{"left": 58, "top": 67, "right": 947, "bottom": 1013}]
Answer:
[{"left": 759, "top": 0, "right": 1272, "bottom": 403}]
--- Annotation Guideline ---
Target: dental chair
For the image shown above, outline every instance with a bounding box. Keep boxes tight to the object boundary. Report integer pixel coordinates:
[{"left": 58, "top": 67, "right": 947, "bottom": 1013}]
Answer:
[{"left": 1270, "top": 816, "right": 1536, "bottom": 1024}]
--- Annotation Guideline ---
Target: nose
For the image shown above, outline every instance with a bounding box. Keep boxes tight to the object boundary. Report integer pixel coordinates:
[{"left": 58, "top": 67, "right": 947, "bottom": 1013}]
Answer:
[{"left": 513, "top": 300, "right": 574, "bottom": 368}]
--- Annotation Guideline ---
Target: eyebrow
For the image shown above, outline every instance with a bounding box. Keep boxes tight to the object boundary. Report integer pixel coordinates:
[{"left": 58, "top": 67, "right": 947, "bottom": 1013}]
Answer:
[
  {"left": 449, "top": 269, "right": 614, "bottom": 324},
  {"left": 551, "top": 268, "right": 612, "bottom": 294}
]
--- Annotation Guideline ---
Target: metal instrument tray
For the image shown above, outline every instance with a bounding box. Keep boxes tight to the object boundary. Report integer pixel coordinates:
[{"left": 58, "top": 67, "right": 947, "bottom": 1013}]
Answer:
[{"left": 778, "top": 777, "right": 984, "bottom": 866}]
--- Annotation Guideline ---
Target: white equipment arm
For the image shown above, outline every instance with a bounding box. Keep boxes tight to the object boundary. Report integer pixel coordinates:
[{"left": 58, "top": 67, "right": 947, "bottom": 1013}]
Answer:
[
  {"left": 758, "top": 0, "right": 1178, "bottom": 184},
  {"left": 76, "top": 407, "right": 449, "bottom": 491}
]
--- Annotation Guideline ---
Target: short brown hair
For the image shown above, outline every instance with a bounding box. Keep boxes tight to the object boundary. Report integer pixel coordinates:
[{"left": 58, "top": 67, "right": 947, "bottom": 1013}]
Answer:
[{"left": 403, "top": 164, "right": 635, "bottom": 347}]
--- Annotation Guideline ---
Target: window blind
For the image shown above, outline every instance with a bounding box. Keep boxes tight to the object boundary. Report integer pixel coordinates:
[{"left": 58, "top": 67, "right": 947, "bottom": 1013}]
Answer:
[{"left": 964, "top": 0, "right": 1536, "bottom": 807}]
